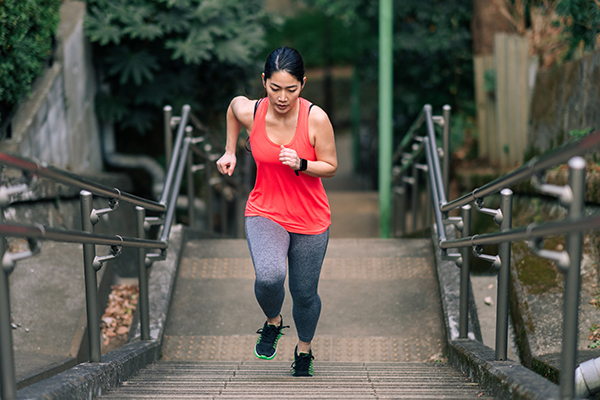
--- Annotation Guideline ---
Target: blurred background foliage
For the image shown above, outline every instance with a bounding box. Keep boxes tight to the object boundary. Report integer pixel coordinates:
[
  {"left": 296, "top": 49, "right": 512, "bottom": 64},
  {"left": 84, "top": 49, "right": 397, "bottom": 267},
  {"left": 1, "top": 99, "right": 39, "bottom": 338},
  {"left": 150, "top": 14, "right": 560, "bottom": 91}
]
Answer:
[
  {"left": 1, "top": 0, "right": 596, "bottom": 170},
  {"left": 84, "top": 0, "right": 272, "bottom": 159},
  {"left": 276, "top": 0, "right": 476, "bottom": 150},
  {"left": 0, "top": 0, "right": 62, "bottom": 132}
]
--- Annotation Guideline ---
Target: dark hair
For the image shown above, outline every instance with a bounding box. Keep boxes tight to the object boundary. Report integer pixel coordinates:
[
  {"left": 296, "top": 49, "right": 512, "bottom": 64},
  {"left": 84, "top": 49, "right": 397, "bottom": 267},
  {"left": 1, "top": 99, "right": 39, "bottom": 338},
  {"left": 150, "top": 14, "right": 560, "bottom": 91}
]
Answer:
[{"left": 263, "top": 46, "right": 305, "bottom": 83}]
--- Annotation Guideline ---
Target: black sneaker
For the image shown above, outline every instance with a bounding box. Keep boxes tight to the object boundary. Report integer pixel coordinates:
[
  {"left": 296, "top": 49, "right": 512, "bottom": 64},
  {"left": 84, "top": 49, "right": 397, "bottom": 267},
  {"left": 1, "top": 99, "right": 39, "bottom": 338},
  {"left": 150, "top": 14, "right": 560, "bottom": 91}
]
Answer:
[
  {"left": 254, "top": 316, "right": 289, "bottom": 360},
  {"left": 291, "top": 346, "right": 314, "bottom": 377}
]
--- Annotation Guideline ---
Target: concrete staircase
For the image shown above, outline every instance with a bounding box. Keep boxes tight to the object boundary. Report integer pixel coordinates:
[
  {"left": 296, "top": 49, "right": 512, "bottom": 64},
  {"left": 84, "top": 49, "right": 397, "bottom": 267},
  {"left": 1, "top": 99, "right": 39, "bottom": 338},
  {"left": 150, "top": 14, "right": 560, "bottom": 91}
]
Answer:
[
  {"left": 99, "top": 360, "right": 495, "bottom": 399},
  {"left": 95, "top": 236, "right": 497, "bottom": 399}
]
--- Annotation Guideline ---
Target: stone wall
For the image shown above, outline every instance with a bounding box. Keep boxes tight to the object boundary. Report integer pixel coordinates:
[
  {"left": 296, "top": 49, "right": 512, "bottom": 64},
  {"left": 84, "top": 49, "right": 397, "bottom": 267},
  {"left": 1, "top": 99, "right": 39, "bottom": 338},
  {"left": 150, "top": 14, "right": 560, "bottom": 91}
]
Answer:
[
  {"left": 0, "top": 1, "right": 102, "bottom": 174},
  {"left": 528, "top": 50, "right": 600, "bottom": 157}
]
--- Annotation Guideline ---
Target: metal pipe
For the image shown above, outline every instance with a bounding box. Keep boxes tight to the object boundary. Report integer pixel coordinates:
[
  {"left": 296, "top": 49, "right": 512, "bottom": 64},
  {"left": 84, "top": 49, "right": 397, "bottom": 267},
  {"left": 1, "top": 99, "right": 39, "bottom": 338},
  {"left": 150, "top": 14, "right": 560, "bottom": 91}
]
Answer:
[
  {"left": 102, "top": 122, "right": 165, "bottom": 200},
  {"left": 459, "top": 205, "right": 471, "bottom": 339},
  {"left": 186, "top": 126, "right": 195, "bottom": 228},
  {"left": 424, "top": 165, "right": 432, "bottom": 229},
  {"left": 393, "top": 108, "right": 426, "bottom": 163},
  {"left": 560, "top": 156, "right": 586, "bottom": 399},
  {"left": 161, "top": 138, "right": 191, "bottom": 242},
  {"left": 206, "top": 153, "right": 214, "bottom": 235},
  {"left": 0, "top": 152, "right": 166, "bottom": 212},
  {"left": 495, "top": 188, "right": 513, "bottom": 361},
  {"left": 441, "top": 129, "right": 600, "bottom": 213},
  {"left": 80, "top": 191, "right": 101, "bottom": 362},
  {"left": 424, "top": 105, "right": 447, "bottom": 206},
  {"left": 442, "top": 105, "right": 451, "bottom": 200},
  {"left": 401, "top": 175, "right": 408, "bottom": 235},
  {"left": 575, "top": 357, "right": 600, "bottom": 398},
  {"left": 378, "top": 0, "right": 393, "bottom": 238},
  {"left": 392, "top": 186, "right": 403, "bottom": 237},
  {"left": 411, "top": 161, "right": 419, "bottom": 233},
  {"left": 440, "top": 212, "right": 600, "bottom": 249},
  {"left": 423, "top": 137, "right": 447, "bottom": 242},
  {"left": 0, "top": 222, "right": 166, "bottom": 249},
  {"left": 160, "top": 105, "right": 191, "bottom": 205},
  {"left": 136, "top": 207, "right": 150, "bottom": 341},
  {"left": 164, "top": 105, "right": 173, "bottom": 169},
  {"left": 0, "top": 210, "right": 16, "bottom": 400}
]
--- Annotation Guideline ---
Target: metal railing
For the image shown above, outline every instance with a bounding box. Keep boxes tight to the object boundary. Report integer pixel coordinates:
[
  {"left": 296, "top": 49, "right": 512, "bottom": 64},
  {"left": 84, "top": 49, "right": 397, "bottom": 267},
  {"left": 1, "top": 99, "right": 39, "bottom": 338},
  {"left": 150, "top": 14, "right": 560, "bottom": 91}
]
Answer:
[
  {"left": 393, "top": 104, "right": 600, "bottom": 399},
  {"left": 0, "top": 105, "right": 245, "bottom": 400}
]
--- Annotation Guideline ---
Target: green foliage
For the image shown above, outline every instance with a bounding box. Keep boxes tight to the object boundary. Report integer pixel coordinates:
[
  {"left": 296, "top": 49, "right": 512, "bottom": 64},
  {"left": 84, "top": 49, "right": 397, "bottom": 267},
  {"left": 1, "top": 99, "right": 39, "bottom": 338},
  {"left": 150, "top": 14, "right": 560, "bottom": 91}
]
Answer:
[
  {"left": 0, "top": 0, "right": 62, "bottom": 125},
  {"left": 263, "top": 9, "right": 368, "bottom": 68},
  {"left": 85, "top": 0, "right": 269, "bottom": 137},
  {"left": 556, "top": 0, "right": 600, "bottom": 58},
  {"left": 568, "top": 126, "right": 594, "bottom": 139},
  {"left": 298, "top": 0, "right": 474, "bottom": 134}
]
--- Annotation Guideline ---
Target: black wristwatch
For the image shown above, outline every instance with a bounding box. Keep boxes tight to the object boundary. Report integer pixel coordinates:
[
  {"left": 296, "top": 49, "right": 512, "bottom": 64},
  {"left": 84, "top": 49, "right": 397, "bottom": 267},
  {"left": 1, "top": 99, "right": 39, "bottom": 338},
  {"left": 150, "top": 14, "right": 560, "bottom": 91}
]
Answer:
[{"left": 294, "top": 158, "right": 308, "bottom": 176}]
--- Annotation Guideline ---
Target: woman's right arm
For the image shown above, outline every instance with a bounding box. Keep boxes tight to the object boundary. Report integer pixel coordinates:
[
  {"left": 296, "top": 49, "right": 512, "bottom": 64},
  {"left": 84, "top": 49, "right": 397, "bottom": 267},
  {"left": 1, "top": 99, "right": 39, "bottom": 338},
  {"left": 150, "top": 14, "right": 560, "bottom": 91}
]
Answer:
[{"left": 216, "top": 96, "right": 255, "bottom": 176}]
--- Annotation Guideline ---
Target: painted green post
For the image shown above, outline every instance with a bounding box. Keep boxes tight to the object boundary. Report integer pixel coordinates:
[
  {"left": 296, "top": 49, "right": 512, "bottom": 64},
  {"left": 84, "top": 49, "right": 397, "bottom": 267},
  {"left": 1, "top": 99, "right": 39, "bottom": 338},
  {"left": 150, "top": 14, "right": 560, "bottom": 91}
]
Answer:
[{"left": 379, "top": 0, "right": 393, "bottom": 238}]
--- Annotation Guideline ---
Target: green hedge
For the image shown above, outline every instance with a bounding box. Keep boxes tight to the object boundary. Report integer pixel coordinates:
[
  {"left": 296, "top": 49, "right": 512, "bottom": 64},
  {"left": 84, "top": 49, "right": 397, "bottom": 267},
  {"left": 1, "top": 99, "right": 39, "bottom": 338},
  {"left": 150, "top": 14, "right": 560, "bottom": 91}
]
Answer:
[{"left": 0, "top": 0, "right": 62, "bottom": 127}]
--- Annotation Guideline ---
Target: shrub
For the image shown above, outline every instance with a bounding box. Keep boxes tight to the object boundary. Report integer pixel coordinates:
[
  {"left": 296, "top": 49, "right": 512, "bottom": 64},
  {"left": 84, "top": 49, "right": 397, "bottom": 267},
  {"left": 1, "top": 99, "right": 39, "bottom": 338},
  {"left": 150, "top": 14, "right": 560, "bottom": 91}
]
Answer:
[
  {"left": 85, "top": 0, "right": 269, "bottom": 148},
  {"left": 0, "top": 0, "right": 62, "bottom": 128}
]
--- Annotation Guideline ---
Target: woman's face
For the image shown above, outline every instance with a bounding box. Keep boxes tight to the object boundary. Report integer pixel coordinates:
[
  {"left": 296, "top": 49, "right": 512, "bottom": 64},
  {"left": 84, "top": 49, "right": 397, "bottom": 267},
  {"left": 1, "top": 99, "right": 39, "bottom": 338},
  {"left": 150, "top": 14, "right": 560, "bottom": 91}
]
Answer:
[{"left": 263, "top": 70, "right": 306, "bottom": 115}]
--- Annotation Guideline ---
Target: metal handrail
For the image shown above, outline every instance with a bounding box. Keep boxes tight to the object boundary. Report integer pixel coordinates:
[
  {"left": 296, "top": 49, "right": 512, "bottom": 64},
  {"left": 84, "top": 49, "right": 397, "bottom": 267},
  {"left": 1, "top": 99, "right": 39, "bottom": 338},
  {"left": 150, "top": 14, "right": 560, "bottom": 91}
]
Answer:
[
  {"left": 0, "top": 104, "right": 246, "bottom": 400},
  {"left": 392, "top": 104, "right": 600, "bottom": 399},
  {"left": 0, "top": 221, "right": 167, "bottom": 249},
  {"left": 440, "top": 212, "right": 600, "bottom": 250},
  {"left": 441, "top": 130, "right": 600, "bottom": 213},
  {"left": 0, "top": 152, "right": 166, "bottom": 213}
]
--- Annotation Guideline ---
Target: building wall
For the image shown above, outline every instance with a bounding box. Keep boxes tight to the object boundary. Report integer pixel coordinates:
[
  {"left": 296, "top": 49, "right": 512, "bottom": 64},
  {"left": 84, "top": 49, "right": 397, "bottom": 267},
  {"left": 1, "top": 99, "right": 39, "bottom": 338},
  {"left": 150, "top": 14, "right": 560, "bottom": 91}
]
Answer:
[{"left": 1, "top": 1, "right": 102, "bottom": 174}]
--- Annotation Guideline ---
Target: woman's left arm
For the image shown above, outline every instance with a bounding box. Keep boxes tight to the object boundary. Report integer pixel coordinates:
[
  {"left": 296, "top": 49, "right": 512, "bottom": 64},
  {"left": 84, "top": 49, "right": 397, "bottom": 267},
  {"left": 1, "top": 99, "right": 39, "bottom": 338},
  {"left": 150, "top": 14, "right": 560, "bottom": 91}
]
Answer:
[{"left": 306, "top": 106, "right": 337, "bottom": 178}]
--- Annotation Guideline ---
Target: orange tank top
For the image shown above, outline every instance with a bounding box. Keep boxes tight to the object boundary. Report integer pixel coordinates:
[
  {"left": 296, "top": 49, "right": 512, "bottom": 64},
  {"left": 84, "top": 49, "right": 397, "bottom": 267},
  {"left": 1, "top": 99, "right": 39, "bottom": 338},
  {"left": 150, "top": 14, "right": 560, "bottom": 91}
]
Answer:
[{"left": 245, "top": 97, "right": 331, "bottom": 234}]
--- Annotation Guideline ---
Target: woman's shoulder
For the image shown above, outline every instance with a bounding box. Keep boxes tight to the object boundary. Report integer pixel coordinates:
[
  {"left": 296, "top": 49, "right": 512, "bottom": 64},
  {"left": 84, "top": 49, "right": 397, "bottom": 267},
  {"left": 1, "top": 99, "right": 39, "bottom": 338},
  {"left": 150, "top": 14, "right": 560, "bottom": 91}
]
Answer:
[
  {"left": 231, "top": 96, "right": 259, "bottom": 126},
  {"left": 306, "top": 102, "right": 330, "bottom": 125}
]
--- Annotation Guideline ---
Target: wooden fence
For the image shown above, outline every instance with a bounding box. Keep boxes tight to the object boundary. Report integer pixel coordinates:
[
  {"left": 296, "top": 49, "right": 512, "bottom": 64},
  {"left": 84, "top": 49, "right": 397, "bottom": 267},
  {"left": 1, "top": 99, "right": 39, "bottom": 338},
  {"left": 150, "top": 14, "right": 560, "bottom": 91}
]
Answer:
[{"left": 474, "top": 33, "right": 538, "bottom": 169}]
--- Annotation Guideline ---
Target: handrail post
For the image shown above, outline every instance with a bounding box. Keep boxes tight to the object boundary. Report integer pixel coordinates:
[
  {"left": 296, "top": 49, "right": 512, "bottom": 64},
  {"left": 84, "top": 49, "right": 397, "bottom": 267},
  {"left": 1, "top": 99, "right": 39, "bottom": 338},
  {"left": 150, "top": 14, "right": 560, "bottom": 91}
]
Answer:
[
  {"left": 459, "top": 204, "right": 471, "bottom": 339},
  {"left": 185, "top": 126, "right": 195, "bottom": 228},
  {"left": 401, "top": 173, "right": 408, "bottom": 235},
  {"left": 411, "top": 161, "right": 419, "bottom": 233},
  {"left": 164, "top": 105, "right": 173, "bottom": 169},
  {"left": 423, "top": 165, "right": 432, "bottom": 229},
  {"left": 0, "top": 211, "right": 17, "bottom": 400},
  {"left": 392, "top": 186, "right": 404, "bottom": 237},
  {"left": 560, "top": 156, "right": 586, "bottom": 399},
  {"left": 136, "top": 207, "right": 150, "bottom": 341},
  {"left": 495, "top": 188, "right": 513, "bottom": 360},
  {"left": 442, "top": 105, "right": 451, "bottom": 200},
  {"left": 205, "top": 156, "right": 213, "bottom": 235},
  {"left": 80, "top": 190, "right": 102, "bottom": 362}
]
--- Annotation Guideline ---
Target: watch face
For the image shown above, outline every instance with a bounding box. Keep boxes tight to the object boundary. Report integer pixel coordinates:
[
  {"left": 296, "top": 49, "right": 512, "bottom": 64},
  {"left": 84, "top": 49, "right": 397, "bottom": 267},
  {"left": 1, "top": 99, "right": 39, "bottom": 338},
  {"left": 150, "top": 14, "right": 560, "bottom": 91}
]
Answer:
[{"left": 301, "top": 158, "right": 308, "bottom": 171}]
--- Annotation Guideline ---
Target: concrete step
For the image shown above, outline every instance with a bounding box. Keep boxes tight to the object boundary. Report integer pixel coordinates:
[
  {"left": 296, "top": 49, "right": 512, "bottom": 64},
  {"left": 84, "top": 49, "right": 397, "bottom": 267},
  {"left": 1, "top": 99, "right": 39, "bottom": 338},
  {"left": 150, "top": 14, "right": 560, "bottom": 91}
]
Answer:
[{"left": 99, "top": 361, "right": 496, "bottom": 399}]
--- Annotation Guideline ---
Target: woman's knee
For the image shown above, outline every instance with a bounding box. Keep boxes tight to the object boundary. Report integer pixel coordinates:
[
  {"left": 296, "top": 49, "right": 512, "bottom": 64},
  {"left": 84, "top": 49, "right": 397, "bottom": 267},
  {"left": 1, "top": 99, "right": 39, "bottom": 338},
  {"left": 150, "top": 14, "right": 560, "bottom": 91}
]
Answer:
[
  {"left": 290, "top": 289, "right": 320, "bottom": 308},
  {"left": 255, "top": 270, "right": 286, "bottom": 293}
]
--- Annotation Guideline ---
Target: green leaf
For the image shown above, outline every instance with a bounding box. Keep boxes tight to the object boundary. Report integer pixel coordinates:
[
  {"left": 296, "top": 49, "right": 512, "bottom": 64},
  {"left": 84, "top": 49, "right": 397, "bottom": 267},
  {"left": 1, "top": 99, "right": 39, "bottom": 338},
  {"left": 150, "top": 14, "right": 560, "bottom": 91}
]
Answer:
[
  {"left": 155, "top": 10, "right": 191, "bottom": 34},
  {"left": 166, "top": 28, "right": 213, "bottom": 64},
  {"left": 122, "top": 23, "right": 163, "bottom": 41},
  {"left": 85, "top": 6, "right": 122, "bottom": 45},
  {"left": 106, "top": 47, "right": 159, "bottom": 85}
]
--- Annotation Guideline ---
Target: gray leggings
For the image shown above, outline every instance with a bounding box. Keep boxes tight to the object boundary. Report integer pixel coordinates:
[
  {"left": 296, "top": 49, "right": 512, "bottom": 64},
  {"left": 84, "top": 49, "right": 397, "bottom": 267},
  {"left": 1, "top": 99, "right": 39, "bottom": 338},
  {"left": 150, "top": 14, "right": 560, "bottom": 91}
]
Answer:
[{"left": 245, "top": 216, "right": 329, "bottom": 343}]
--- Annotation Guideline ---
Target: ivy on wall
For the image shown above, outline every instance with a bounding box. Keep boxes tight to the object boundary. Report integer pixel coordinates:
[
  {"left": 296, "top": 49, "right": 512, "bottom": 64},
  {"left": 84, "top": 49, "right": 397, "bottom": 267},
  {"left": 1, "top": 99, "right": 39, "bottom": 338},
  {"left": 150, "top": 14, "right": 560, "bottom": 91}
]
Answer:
[{"left": 0, "top": 0, "right": 62, "bottom": 129}]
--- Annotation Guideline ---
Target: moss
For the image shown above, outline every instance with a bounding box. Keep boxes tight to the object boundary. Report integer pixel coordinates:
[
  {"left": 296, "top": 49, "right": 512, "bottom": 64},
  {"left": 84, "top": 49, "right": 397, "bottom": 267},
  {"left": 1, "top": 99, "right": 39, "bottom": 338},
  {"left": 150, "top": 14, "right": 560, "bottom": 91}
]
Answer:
[
  {"left": 513, "top": 240, "right": 563, "bottom": 295},
  {"left": 531, "top": 358, "right": 559, "bottom": 383}
]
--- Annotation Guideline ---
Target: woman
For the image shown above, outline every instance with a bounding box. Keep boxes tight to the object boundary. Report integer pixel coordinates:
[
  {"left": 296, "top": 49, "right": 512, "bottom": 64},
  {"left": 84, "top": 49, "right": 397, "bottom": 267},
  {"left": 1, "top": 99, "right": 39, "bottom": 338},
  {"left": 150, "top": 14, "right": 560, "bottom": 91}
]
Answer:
[{"left": 216, "top": 46, "right": 337, "bottom": 377}]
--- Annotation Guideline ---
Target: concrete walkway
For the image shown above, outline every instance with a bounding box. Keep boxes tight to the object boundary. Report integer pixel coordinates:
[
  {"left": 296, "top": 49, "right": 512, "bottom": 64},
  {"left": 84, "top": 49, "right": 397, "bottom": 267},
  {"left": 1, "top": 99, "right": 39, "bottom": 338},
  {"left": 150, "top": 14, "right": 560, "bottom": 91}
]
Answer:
[{"left": 161, "top": 238, "right": 446, "bottom": 364}]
